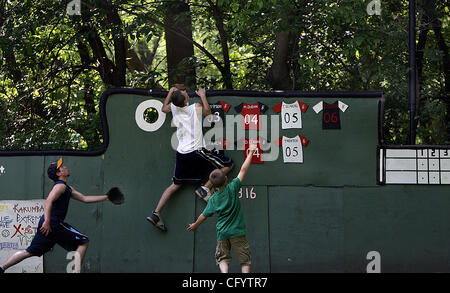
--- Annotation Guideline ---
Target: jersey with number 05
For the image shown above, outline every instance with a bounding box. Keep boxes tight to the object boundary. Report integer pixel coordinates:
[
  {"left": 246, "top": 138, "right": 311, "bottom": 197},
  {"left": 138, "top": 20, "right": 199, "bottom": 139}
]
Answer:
[
  {"left": 272, "top": 100, "right": 308, "bottom": 129},
  {"left": 276, "top": 135, "right": 309, "bottom": 163}
]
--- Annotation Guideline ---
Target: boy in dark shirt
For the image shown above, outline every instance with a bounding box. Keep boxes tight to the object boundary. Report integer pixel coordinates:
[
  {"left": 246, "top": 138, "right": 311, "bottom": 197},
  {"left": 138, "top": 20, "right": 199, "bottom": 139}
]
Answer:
[{"left": 0, "top": 158, "right": 110, "bottom": 273}]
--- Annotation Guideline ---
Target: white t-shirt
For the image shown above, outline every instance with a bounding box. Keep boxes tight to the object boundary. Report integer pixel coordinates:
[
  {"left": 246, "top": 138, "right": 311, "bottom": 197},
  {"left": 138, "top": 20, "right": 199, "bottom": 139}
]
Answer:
[
  {"left": 171, "top": 103, "right": 205, "bottom": 154},
  {"left": 272, "top": 101, "right": 309, "bottom": 129},
  {"left": 276, "top": 135, "right": 309, "bottom": 163}
]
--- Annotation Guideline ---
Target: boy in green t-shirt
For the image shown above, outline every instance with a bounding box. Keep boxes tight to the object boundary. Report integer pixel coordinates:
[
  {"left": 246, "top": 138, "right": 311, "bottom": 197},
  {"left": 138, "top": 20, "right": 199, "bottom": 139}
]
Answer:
[{"left": 187, "top": 144, "right": 257, "bottom": 273}]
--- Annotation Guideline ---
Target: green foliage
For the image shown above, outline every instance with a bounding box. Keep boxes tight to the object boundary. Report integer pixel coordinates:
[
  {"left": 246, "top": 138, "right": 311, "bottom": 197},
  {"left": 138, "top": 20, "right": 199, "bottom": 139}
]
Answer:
[{"left": 0, "top": 0, "right": 448, "bottom": 150}]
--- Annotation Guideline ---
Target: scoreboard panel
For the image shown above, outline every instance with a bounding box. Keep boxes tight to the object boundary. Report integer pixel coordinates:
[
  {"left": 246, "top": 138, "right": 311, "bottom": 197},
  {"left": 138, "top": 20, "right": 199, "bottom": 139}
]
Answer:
[{"left": 379, "top": 147, "right": 450, "bottom": 185}]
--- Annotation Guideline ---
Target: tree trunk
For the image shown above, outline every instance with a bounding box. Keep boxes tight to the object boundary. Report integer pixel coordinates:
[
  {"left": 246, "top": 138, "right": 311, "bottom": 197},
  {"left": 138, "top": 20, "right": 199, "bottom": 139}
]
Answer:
[
  {"left": 126, "top": 40, "right": 147, "bottom": 73},
  {"left": 268, "top": 31, "right": 298, "bottom": 90},
  {"left": 137, "top": 37, "right": 161, "bottom": 70},
  {"left": 101, "top": 1, "right": 127, "bottom": 87},
  {"left": 0, "top": 0, "right": 22, "bottom": 82},
  {"left": 206, "top": 0, "right": 232, "bottom": 89},
  {"left": 164, "top": 0, "right": 196, "bottom": 89},
  {"left": 414, "top": 0, "right": 431, "bottom": 141},
  {"left": 79, "top": 0, "right": 127, "bottom": 87},
  {"left": 433, "top": 22, "right": 450, "bottom": 143},
  {"left": 417, "top": 0, "right": 450, "bottom": 143}
]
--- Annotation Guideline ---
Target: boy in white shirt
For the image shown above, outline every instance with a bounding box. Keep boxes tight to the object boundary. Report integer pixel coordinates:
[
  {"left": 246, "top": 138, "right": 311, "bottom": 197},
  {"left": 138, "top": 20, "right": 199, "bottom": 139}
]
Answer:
[{"left": 147, "top": 85, "right": 234, "bottom": 232}]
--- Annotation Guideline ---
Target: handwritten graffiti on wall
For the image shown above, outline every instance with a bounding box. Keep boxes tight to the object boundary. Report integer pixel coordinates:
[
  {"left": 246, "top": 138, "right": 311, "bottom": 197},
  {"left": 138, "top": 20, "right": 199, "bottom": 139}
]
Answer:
[
  {"left": 0, "top": 202, "right": 43, "bottom": 249},
  {"left": 0, "top": 200, "right": 45, "bottom": 273}
]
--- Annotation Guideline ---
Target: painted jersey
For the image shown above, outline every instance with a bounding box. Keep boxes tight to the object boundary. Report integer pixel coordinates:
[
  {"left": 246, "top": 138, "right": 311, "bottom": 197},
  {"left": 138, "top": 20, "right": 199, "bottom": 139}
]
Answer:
[
  {"left": 204, "top": 138, "right": 229, "bottom": 156},
  {"left": 234, "top": 102, "right": 268, "bottom": 130},
  {"left": 272, "top": 100, "right": 309, "bottom": 129},
  {"left": 243, "top": 137, "right": 266, "bottom": 164},
  {"left": 275, "top": 135, "right": 309, "bottom": 163},
  {"left": 312, "top": 101, "right": 349, "bottom": 129},
  {"left": 204, "top": 100, "right": 231, "bottom": 129}
]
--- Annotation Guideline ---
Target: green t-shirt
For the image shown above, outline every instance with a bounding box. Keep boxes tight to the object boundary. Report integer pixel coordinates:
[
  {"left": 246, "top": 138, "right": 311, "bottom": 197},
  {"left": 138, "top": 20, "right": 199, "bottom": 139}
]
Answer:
[{"left": 202, "top": 178, "right": 246, "bottom": 241}]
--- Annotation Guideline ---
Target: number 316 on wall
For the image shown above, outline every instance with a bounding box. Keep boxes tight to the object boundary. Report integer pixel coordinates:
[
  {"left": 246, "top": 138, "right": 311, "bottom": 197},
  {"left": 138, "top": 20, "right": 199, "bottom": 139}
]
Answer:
[{"left": 239, "top": 187, "right": 256, "bottom": 200}]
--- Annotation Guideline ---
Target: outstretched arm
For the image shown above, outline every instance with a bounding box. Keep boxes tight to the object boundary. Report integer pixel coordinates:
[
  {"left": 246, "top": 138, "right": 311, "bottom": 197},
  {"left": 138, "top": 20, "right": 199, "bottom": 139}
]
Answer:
[
  {"left": 162, "top": 86, "right": 178, "bottom": 113},
  {"left": 187, "top": 214, "right": 207, "bottom": 231},
  {"left": 71, "top": 187, "right": 109, "bottom": 204},
  {"left": 237, "top": 143, "right": 257, "bottom": 182},
  {"left": 195, "top": 88, "right": 211, "bottom": 117}
]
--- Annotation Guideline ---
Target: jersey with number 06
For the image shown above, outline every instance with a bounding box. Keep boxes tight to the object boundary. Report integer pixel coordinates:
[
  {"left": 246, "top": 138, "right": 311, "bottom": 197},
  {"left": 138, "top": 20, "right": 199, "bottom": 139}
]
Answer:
[
  {"left": 276, "top": 135, "right": 309, "bottom": 163},
  {"left": 312, "top": 100, "right": 349, "bottom": 129},
  {"left": 272, "top": 100, "right": 308, "bottom": 129}
]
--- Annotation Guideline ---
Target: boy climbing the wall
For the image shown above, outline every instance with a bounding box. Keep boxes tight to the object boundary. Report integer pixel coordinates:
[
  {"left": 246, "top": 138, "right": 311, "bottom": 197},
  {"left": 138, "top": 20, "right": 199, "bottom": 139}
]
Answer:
[
  {"left": 187, "top": 144, "right": 257, "bottom": 273},
  {"left": 147, "top": 85, "right": 234, "bottom": 232}
]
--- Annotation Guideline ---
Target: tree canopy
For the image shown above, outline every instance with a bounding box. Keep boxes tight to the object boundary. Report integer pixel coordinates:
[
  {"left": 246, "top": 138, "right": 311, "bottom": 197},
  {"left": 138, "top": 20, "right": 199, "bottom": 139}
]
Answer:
[{"left": 0, "top": 0, "right": 448, "bottom": 150}]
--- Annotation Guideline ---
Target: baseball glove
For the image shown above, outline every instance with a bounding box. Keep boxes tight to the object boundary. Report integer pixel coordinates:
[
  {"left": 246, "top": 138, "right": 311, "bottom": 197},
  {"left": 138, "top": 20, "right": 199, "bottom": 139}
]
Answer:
[{"left": 107, "top": 187, "right": 125, "bottom": 205}]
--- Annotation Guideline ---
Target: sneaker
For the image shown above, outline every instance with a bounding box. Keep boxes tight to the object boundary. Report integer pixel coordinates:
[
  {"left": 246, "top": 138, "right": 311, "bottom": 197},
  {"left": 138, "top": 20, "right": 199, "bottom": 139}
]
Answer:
[
  {"left": 195, "top": 186, "right": 212, "bottom": 202},
  {"left": 0, "top": 266, "right": 4, "bottom": 273},
  {"left": 146, "top": 211, "right": 167, "bottom": 232}
]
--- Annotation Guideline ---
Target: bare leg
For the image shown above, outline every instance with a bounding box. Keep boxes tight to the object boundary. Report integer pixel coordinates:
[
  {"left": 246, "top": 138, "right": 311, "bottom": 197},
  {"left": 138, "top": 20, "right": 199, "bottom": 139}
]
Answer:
[
  {"left": 241, "top": 265, "right": 250, "bottom": 273},
  {"left": 204, "top": 165, "right": 234, "bottom": 189},
  {"left": 219, "top": 261, "right": 229, "bottom": 273},
  {"left": 67, "top": 242, "right": 89, "bottom": 273},
  {"left": 77, "top": 242, "right": 89, "bottom": 267},
  {"left": 155, "top": 183, "right": 182, "bottom": 214},
  {"left": 1, "top": 250, "right": 33, "bottom": 271},
  {"left": 72, "top": 242, "right": 89, "bottom": 273}
]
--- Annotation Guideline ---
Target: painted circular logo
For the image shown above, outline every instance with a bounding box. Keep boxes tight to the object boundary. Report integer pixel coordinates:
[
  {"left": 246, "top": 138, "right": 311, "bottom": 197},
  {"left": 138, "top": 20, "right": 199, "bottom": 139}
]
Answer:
[
  {"left": 2, "top": 229, "right": 10, "bottom": 237},
  {"left": 135, "top": 100, "right": 167, "bottom": 132}
]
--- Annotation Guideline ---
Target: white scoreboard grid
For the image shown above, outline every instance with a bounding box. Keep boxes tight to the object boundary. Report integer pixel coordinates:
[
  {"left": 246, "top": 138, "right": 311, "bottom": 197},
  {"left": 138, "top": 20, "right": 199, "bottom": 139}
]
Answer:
[{"left": 378, "top": 146, "right": 450, "bottom": 185}]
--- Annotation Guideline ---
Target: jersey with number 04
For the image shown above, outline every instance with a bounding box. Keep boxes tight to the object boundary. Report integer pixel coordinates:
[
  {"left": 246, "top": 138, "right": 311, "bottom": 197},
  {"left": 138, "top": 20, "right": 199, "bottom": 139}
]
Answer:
[
  {"left": 234, "top": 102, "right": 268, "bottom": 130},
  {"left": 243, "top": 137, "right": 265, "bottom": 164},
  {"left": 276, "top": 135, "right": 309, "bottom": 163},
  {"left": 272, "top": 101, "right": 308, "bottom": 129}
]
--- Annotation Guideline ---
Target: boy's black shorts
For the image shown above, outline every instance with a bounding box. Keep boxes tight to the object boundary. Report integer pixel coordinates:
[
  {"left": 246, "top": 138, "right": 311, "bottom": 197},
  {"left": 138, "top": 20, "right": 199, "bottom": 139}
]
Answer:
[
  {"left": 173, "top": 148, "right": 233, "bottom": 185},
  {"left": 26, "top": 216, "right": 89, "bottom": 257}
]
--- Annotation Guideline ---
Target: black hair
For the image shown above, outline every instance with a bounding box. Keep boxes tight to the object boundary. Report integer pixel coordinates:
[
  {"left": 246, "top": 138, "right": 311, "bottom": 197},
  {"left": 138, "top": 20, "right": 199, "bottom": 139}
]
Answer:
[
  {"left": 47, "top": 163, "right": 60, "bottom": 181},
  {"left": 171, "top": 90, "right": 186, "bottom": 107}
]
